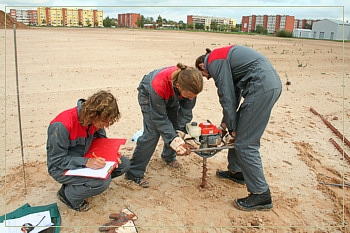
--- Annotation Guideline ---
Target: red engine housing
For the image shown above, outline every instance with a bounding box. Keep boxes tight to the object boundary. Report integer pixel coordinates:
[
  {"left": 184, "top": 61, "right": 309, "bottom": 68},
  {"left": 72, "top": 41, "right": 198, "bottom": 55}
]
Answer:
[{"left": 199, "top": 122, "right": 222, "bottom": 135}]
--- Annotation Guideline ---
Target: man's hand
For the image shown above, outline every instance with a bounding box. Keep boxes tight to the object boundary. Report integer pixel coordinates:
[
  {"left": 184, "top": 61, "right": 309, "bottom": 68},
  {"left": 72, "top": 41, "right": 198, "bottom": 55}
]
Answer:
[
  {"left": 224, "top": 131, "right": 236, "bottom": 145},
  {"left": 218, "top": 123, "right": 228, "bottom": 139}
]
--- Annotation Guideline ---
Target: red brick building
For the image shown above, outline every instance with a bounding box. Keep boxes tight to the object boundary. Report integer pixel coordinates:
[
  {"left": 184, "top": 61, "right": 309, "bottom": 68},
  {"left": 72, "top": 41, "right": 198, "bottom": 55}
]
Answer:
[
  {"left": 295, "top": 19, "right": 318, "bottom": 29},
  {"left": 242, "top": 14, "right": 294, "bottom": 33},
  {"left": 118, "top": 13, "right": 140, "bottom": 28}
]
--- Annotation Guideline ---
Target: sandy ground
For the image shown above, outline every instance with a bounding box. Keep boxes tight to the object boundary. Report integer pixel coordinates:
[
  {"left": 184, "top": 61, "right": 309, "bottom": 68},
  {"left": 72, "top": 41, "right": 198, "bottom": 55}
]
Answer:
[{"left": 1, "top": 27, "right": 350, "bottom": 232}]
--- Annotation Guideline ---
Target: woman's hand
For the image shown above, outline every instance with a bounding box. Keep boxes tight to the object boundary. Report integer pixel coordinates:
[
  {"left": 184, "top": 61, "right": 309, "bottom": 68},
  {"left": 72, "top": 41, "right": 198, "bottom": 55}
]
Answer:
[
  {"left": 114, "top": 157, "right": 122, "bottom": 169},
  {"left": 85, "top": 157, "right": 106, "bottom": 169}
]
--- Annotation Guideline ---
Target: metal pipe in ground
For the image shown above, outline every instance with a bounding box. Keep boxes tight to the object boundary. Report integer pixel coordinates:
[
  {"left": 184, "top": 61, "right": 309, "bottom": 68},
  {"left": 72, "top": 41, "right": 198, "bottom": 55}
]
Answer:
[{"left": 13, "top": 23, "right": 27, "bottom": 193}]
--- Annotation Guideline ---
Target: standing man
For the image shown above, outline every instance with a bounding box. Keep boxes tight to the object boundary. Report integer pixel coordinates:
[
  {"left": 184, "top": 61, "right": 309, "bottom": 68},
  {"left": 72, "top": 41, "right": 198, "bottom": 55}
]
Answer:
[{"left": 195, "top": 45, "right": 282, "bottom": 211}]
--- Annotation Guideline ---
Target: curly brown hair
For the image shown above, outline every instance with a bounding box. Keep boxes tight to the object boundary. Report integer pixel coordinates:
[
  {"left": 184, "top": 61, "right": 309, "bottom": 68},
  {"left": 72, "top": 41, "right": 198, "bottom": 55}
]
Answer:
[{"left": 79, "top": 90, "right": 120, "bottom": 126}]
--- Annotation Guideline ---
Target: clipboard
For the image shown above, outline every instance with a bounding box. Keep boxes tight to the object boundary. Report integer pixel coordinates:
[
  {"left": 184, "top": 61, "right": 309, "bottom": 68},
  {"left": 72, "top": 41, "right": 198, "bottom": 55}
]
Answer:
[
  {"left": 85, "top": 138, "right": 127, "bottom": 161},
  {"left": 64, "top": 138, "right": 127, "bottom": 179}
]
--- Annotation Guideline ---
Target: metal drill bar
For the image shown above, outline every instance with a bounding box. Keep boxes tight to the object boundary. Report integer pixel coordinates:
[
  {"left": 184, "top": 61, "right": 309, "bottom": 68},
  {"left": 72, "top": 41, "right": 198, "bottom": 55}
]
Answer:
[
  {"left": 190, "top": 145, "right": 234, "bottom": 152},
  {"left": 199, "top": 158, "right": 208, "bottom": 188}
]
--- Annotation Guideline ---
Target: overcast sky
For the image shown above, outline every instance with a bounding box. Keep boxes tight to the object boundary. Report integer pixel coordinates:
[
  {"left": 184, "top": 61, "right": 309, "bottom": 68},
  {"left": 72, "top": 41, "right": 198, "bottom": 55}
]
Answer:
[{"left": 1, "top": 1, "right": 349, "bottom": 23}]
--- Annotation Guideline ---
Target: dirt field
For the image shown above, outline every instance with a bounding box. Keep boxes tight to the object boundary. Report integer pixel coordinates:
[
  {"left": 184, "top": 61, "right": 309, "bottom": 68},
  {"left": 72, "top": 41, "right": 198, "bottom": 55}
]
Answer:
[{"left": 1, "top": 27, "right": 349, "bottom": 232}]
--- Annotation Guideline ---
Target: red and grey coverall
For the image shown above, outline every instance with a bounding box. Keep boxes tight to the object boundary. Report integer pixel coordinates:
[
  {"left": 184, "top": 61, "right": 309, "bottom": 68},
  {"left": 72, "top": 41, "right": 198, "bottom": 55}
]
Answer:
[
  {"left": 128, "top": 66, "right": 197, "bottom": 178},
  {"left": 46, "top": 99, "right": 130, "bottom": 206},
  {"left": 204, "top": 45, "right": 282, "bottom": 193}
]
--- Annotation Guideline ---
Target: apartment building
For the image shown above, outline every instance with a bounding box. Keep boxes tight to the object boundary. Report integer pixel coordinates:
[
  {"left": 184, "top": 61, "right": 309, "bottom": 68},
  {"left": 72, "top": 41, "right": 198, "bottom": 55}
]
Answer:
[
  {"left": 187, "top": 15, "right": 236, "bottom": 29},
  {"left": 294, "top": 19, "right": 318, "bottom": 29},
  {"left": 242, "top": 14, "right": 294, "bottom": 33},
  {"left": 12, "top": 7, "right": 103, "bottom": 27},
  {"left": 118, "top": 13, "right": 140, "bottom": 28},
  {"left": 62, "top": 8, "right": 80, "bottom": 27},
  {"left": 10, "top": 9, "right": 38, "bottom": 25}
]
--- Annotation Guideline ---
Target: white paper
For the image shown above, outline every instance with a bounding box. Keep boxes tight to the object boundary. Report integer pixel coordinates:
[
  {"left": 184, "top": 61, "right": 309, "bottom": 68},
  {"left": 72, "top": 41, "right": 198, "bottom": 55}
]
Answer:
[
  {"left": 1, "top": 210, "right": 53, "bottom": 233},
  {"left": 65, "top": 161, "right": 116, "bottom": 178}
]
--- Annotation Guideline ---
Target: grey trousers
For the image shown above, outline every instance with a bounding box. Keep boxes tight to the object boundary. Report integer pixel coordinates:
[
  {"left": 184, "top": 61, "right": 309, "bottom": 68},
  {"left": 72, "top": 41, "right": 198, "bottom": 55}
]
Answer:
[
  {"left": 53, "top": 155, "right": 130, "bottom": 206},
  {"left": 227, "top": 86, "right": 282, "bottom": 194},
  {"left": 128, "top": 97, "right": 177, "bottom": 178}
]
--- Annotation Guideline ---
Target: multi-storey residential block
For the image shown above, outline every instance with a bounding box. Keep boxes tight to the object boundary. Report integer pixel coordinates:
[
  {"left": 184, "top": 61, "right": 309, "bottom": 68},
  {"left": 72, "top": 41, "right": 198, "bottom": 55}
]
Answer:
[
  {"left": 50, "top": 8, "right": 63, "bottom": 26},
  {"left": 12, "top": 7, "right": 103, "bottom": 27},
  {"left": 294, "top": 19, "right": 318, "bottom": 29},
  {"left": 10, "top": 9, "right": 31, "bottom": 25},
  {"left": 37, "top": 7, "right": 50, "bottom": 26},
  {"left": 11, "top": 9, "right": 38, "bottom": 26},
  {"left": 62, "top": 8, "right": 80, "bottom": 26},
  {"left": 27, "top": 10, "right": 38, "bottom": 25},
  {"left": 242, "top": 14, "right": 294, "bottom": 33},
  {"left": 118, "top": 13, "right": 140, "bottom": 28},
  {"left": 187, "top": 15, "right": 236, "bottom": 30}
]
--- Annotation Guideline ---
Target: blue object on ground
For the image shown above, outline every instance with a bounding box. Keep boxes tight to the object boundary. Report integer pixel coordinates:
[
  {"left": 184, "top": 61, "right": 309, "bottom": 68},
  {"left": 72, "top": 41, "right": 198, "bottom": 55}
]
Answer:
[{"left": 132, "top": 129, "right": 143, "bottom": 142}]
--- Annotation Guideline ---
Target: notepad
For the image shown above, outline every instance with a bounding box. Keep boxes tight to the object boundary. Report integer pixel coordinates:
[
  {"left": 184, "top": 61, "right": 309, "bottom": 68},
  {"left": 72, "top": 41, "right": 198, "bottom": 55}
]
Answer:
[
  {"left": 64, "top": 161, "right": 116, "bottom": 179},
  {"left": 64, "top": 138, "right": 127, "bottom": 179},
  {"left": 1, "top": 210, "right": 53, "bottom": 233}
]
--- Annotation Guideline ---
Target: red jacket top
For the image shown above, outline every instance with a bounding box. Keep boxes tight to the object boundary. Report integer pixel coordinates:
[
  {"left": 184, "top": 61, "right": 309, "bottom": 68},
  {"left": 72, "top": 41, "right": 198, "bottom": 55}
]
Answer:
[
  {"left": 137, "top": 66, "right": 197, "bottom": 144},
  {"left": 46, "top": 100, "right": 106, "bottom": 177}
]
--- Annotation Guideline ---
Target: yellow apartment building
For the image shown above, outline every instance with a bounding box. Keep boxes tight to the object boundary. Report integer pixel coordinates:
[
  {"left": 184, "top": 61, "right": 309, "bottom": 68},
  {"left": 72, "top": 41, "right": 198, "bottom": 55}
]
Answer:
[
  {"left": 64, "top": 8, "right": 80, "bottom": 27},
  {"left": 50, "top": 8, "right": 63, "bottom": 26},
  {"left": 37, "top": 7, "right": 103, "bottom": 27}
]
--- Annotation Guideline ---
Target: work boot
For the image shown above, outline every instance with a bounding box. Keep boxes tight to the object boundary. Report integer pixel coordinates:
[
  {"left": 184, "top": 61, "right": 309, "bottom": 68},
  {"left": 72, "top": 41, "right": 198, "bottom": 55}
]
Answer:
[
  {"left": 125, "top": 171, "right": 149, "bottom": 188},
  {"left": 216, "top": 170, "right": 245, "bottom": 184},
  {"left": 233, "top": 189, "right": 273, "bottom": 211}
]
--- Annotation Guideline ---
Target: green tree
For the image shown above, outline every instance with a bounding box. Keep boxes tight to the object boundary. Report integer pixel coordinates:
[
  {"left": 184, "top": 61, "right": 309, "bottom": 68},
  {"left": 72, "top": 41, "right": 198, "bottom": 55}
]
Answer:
[
  {"left": 111, "top": 19, "right": 117, "bottom": 27},
  {"left": 136, "top": 15, "right": 145, "bottom": 28},
  {"left": 276, "top": 30, "right": 292, "bottom": 37},
  {"left": 178, "top": 21, "right": 186, "bottom": 29},
  {"left": 219, "top": 24, "right": 229, "bottom": 31},
  {"left": 195, "top": 23, "right": 204, "bottom": 30},
  {"left": 157, "top": 15, "right": 163, "bottom": 27},
  {"left": 187, "top": 23, "right": 194, "bottom": 29},
  {"left": 210, "top": 21, "right": 218, "bottom": 31},
  {"left": 255, "top": 25, "right": 264, "bottom": 34},
  {"left": 304, "top": 23, "right": 312, "bottom": 29},
  {"left": 103, "top": 16, "right": 111, "bottom": 27},
  {"left": 230, "top": 26, "right": 239, "bottom": 32}
]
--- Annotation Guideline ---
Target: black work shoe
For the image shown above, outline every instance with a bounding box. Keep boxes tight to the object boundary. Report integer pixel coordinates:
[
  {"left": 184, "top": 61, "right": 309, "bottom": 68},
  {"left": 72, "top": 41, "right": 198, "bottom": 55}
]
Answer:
[
  {"left": 125, "top": 171, "right": 149, "bottom": 188},
  {"left": 233, "top": 189, "right": 273, "bottom": 211},
  {"left": 57, "top": 185, "right": 91, "bottom": 212},
  {"left": 216, "top": 170, "right": 245, "bottom": 184}
]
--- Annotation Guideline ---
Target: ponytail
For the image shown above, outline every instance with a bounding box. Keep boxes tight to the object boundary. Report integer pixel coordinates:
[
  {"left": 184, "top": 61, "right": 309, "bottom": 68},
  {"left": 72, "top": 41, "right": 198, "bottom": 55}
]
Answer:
[
  {"left": 195, "top": 48, "right": 211, "bottom": 71},
  {"left": 172, "top": 63, "right": 203, "bottom": 94}
]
